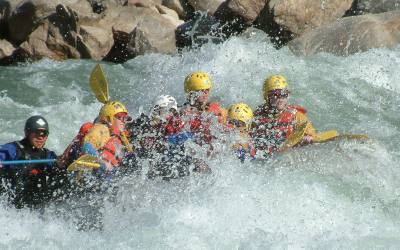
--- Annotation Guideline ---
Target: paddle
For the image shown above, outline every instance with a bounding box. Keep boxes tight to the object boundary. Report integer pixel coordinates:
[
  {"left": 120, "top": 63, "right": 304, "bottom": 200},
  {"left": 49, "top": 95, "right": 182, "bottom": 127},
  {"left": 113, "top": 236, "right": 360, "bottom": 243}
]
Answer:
[
  {"left": 90, "top": 64, "right": 109, "bottom": 104},
  {"left": 0, "top": 159, "right": 56, "bottom": 166},
  {"left": 281, "top": 122, "right": 308, "bottom": 149},
  {"left": 67, "top": 154, "right": 100, "bottom": 172},
  {"left": 283, "top": 124, "right": 369, "bottom": 149},
  {"left": 89, "top": 63, "right": 133, "bottom": 152}
]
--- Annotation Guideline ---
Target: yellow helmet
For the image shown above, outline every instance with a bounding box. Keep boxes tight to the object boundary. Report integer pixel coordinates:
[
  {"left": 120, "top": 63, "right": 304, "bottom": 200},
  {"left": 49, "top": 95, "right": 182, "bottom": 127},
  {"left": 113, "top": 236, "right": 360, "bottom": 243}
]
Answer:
[
  {"left": 184, "top": 71, "right": 212, "bottom": 93},
  {"left": 228, "top": 103, "right": 254, "bottom": 125},
  {"left": 99, "top": 101, "right": 128, "bottom": 123},
  {"left": 263, "top": 75, "right": 288, "bottom": 100}
]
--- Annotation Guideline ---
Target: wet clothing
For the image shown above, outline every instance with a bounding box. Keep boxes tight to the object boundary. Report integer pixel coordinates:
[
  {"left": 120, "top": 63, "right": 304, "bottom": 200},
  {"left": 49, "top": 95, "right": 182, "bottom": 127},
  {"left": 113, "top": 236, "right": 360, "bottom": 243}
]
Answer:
[
  {"left": 180, "top": 102, "right": 227, "bottom": 146},
  {"left": 251, "top": 104, "right": 316, "bottom": 155},
  {"left": 226, "top": 125, "right": 256, "bottom": 163},
  {"left": 127, "top": 113, "right": 167, "bottom": 159},
  {"left": 82, "top": 122, "right": 126, "bottom": 169},
  {"left": 128, "top": 113, "right": 207, "bottom": 180},
  {"left": 60, "top": 122, "right": 94, "bottom": 168},
  {"left": 0, "top": 138, "right": 67, "bottom": 208}
]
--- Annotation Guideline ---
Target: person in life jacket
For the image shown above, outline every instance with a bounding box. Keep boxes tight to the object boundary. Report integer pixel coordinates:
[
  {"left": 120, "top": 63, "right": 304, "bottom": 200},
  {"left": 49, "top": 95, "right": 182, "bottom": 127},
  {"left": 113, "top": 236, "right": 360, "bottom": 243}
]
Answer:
[
  {"left": 0, "top": 116, "right": 67, "bottom": 209},
  {"left": 180, "top": 71, "right": 228, "bottom": 150},
  {"left": 82, "top": 101, "right": 132, "bottom": 174},
  {"left": 226, "top": 103, "right": 257, "bottom": 163},
  {"left": 251, "top": 75, "right": 317, "bottom": 156},
  {"left": 59, "top": 122, "right": 94, "bottom": 168}
]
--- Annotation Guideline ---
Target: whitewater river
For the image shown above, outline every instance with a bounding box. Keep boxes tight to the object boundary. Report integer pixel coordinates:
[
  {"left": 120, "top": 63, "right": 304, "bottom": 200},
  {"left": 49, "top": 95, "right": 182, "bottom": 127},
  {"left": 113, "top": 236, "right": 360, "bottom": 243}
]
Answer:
[{"left": 1, "top": 30, "right": 400, "bottom": 249}]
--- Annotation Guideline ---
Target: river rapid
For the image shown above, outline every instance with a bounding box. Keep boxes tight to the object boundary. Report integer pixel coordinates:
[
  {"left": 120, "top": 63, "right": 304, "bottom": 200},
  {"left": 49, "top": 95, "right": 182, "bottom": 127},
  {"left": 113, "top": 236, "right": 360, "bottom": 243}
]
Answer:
[{"left": 1, "top": 30, "right": 400, "bottom": 249}]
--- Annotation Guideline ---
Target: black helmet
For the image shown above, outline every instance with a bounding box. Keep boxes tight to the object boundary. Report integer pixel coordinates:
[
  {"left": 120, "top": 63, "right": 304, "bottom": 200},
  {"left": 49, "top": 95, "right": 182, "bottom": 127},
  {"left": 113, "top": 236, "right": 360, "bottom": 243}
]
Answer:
[{"left": 24, "top": 115, "right": 49, "bottom": 134}]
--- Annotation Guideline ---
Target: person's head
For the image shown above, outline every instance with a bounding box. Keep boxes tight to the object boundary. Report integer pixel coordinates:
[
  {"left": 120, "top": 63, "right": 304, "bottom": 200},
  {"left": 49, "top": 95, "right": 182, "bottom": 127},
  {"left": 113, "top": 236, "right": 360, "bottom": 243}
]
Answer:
[
  {"left": 263, "top": 75, "right": 290, "bottom": 112},
  {"left": 228, "top": 103, "right": 254, "bottom": 130},
  {"left": 150, "top": 95, "right": 178, "bottom": 121},
  {"left": 99, "top": 101, "right": 131, "bottom": 132},
  {"left": 184, "top": 72, "right": 212, "bottom": 107},
  {"left": 24, "top": 115, "right": 50, "bottom": 149}
]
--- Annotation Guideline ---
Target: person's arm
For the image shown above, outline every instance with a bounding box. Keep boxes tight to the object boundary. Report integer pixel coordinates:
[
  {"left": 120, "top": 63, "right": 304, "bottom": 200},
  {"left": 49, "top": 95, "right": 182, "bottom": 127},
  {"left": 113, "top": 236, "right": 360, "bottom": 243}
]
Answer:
[
  {"left": 0, "top": 143, "right": 17, "bottom": 168},
  {"left": 295, "top": 112, "right": 317, "bottom": 143}
]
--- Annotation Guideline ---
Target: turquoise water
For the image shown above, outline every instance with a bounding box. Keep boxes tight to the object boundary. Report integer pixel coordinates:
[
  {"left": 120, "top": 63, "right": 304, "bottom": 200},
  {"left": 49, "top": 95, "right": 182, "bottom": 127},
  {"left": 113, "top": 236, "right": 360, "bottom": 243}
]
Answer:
[{"left": 1, "top": 30, "right": 400, "bottom": 249}]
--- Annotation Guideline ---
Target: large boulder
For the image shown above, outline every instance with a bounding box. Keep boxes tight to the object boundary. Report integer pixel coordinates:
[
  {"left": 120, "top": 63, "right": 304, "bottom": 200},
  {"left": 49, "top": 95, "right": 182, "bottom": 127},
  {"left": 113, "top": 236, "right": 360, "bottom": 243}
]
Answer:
[
  {"left": 77, "top": 25, "right": 113, "bottom": 59},
  {"left": 267, "top": 0, "right": 353, "bottom": 36},
  {"left": 356, "top": 0, "right": 400, "bottom": 14},
  {"left": 176, "top": 12, "right": 226, "bottom": 48},
  {"left": 155, "top": 4, "right": 184, "bottom": 26},
  {"left": 11, "top": 4, "right": 82, "bottom": 62},
  {"left": 288, "top": 10, "right": 400, "bottom": 56},
  {"left": 7, "top": 0, "right": 92, "bottom": 45},
  {"left": 215, "top": 0, "right": 267, "bottom": 24},
  {"left": 161, "top": 0, "right": 188, "bottom": 19},
  {"left": 104, "top": 9, "right": 177, "bottom": 63}
]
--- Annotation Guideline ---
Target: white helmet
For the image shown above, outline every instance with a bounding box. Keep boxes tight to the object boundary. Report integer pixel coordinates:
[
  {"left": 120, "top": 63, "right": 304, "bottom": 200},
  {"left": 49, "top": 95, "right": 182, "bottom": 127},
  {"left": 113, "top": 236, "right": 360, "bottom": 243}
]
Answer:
[
  {"left": 150, "top": 95, "right": 178, "bottom": 120},
  {"left": 153, "top": 95, "right": 178, "bottom": 111}
]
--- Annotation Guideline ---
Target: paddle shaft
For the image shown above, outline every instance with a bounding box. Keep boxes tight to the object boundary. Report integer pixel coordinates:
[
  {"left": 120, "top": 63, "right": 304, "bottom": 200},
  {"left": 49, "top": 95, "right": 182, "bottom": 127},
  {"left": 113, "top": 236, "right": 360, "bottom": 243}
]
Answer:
[{"left": 0, "top": 159, "right": 56, "bottom": 166}]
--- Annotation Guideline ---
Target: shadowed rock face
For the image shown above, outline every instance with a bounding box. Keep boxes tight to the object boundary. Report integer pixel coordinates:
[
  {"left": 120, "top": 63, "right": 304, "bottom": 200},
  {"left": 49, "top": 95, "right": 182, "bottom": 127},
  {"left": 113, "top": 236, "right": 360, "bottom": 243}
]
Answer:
[
  {"left": 289, "top": 10, "right": 400, "bottom": 56},
  {"left": 357, "top": 0, "right": 400, "bottom": 14}
]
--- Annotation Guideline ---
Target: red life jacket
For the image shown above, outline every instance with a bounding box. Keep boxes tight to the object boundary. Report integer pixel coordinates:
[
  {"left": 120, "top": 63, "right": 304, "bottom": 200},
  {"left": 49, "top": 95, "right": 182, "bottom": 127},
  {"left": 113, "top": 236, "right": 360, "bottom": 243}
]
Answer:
[
  {"left": 252, "top": 105, "right": 307, "bottom": 153},
  {"left": 165, "top": 114, "right": 185, "bottom": 136},
  {"left": 60, "top": 122, "right": 94, "bottom": 167},
  {"left": 181, "top": 102, "right": 225, "bottom": 145}
]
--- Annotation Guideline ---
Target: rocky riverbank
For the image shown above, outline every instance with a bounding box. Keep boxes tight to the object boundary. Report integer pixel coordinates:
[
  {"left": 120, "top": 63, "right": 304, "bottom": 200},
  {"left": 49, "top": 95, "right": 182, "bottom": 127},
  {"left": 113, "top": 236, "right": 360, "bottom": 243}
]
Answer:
[{"left": 1, "top": 0, "right": 400, "bottom": 65}]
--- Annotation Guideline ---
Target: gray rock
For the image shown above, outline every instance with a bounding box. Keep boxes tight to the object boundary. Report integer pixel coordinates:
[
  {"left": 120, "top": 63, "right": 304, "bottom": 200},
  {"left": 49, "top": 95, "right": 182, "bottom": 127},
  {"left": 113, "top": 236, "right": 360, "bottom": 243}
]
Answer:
[
  {"left": 7, "top": 0, "right": 92, "bottom": 45},
  {"left": 268, "top": 0, "right": 353, "bottom": 36},
  {"left": 289, "top": 10, "right": 400, "bottom": 56}
]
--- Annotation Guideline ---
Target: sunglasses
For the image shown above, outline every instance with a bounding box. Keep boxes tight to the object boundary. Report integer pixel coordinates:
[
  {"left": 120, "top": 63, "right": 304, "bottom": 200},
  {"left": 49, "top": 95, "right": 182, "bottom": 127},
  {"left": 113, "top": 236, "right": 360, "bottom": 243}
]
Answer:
[
  {"left": 268, "top": 91, "right": 289, "bottom": 99},
  {"left": 228, "top": 119, "right": 247, "bottom": 128},
  {"left": 32, "top": 130, "right": 49, "bottom": 137},
  {"left": 114, "top": 113, "right": 133, "bottom": 123}
]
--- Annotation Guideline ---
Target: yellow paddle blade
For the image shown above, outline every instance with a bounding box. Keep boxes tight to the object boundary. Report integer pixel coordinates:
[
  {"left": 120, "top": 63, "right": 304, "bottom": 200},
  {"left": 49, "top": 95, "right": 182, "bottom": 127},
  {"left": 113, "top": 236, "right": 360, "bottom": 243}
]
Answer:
[
  {"left": 338, "top": 134, "right": 369, "bottom": 140},
  {"left": 90, "top": 64, "right": 109, "bottom": 104},
  {"left": 67, "top": 154, "right": 101, "bottom": 172},
  {"left": 313, "top": 130, "right": 339, "bottom": 143},
  {"left": 282, "top": 122, "right": 308, "bottom": 149}
]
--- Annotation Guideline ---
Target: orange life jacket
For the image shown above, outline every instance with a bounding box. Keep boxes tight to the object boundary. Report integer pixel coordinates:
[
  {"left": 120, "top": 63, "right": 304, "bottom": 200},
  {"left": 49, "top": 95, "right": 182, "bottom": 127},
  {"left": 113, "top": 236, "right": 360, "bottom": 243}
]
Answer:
[{"left": 100, "top": 136, "right": 124, "bottom": 167}]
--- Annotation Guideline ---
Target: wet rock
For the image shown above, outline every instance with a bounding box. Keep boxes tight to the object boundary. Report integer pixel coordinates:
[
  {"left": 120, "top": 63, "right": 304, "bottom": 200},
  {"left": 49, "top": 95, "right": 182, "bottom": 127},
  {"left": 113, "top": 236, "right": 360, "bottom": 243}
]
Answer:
[
  {"left": 0, "top": 0, "right": 17, "bottom": 39},
  {"left": 14, "top": 20, "right": 80, "bottom": 62},
  {"left": 104, "top": 11, "right": 177, "bottom": 63},
  {"left": 267, "top": 0, "right": 353, "bottom": 36},
  {"left": 77, "top": 25, "right": 113, "bottom": 59},
  {"left": 356, "top": 0, "right": 400, "bottom": 14},
  {"left": 176, "top": 12, "right": 226, "bottom": 48},
  {"left": 7, "top": 0, "right": 92, "bottom": 45},
  {"left": 289, "top": 10, "right": 400, "bottom": 56},
  {"left": 187, "top": 0, "right": 225, "bottom": 15}
]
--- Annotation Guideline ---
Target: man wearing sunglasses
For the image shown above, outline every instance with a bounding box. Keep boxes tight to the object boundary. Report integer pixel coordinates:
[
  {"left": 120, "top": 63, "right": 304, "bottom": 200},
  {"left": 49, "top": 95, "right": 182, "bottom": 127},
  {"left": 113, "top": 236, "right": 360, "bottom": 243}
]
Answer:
[
  {"left": 82, "top": 101, "right": 132, "bottom": 174},
  {"left": 180, "top": 72, "right": 228, "bottom": 152},
  {"left": 0, "top": 115, "right": 65, "bottom": 208},
  {"left": 251, "top": 75, "right": 317, "bottom": 156}
]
